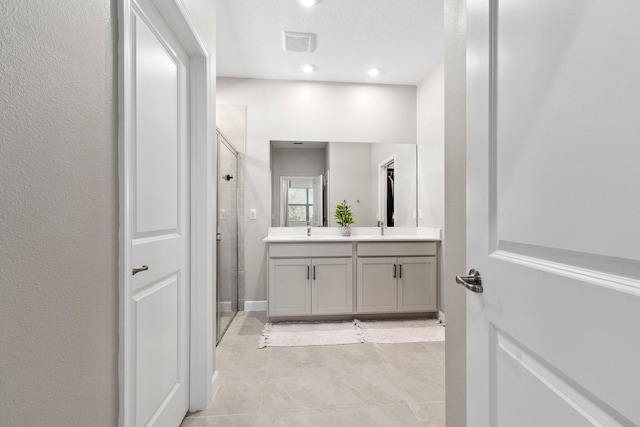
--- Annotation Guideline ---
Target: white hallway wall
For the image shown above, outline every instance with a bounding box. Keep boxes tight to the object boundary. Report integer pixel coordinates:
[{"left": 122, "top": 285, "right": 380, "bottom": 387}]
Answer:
[
  {"left": 417, "top": 59, "right": 445, "bottom": 311},
  {"left": 216, "top": 77, "right": 418, "bottom": 302},
  {"left": 0, "top": 0, "right": 217, "bottom": 424}
]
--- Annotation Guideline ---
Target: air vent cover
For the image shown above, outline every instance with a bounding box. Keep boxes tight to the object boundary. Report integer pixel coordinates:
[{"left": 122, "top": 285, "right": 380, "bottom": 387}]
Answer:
[{"left": 283, "top": 31, "right": 317, "bottom": 53}]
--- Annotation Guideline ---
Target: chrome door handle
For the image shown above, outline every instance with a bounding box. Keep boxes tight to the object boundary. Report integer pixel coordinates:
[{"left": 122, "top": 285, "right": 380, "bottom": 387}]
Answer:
[
  {"left": 456, "top": 269, "right": 483, "bottom": 293},
  {"left": 132, "top": 265, "right": 149, "bottom": 276}
]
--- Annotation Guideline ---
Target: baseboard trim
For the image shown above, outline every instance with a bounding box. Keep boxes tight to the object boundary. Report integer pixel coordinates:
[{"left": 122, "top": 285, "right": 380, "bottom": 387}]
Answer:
[
  {"left": 244, "top": 300, "right": 267, "bottom": 311},
  {"left": 438, "top": 311, "right": 445, "bottom": 325}
]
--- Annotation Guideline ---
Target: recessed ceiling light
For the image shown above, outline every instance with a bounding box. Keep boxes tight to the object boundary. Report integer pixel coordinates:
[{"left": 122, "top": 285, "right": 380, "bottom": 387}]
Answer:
[
  {"left": 368, "top": 68, "right": 381, "bottom": 77},
  {"left": 302, "top": 64, "right": 316, "bottom": 73},
  {"left": 299, "top": 0, "right": 318, "bottom": 7}
]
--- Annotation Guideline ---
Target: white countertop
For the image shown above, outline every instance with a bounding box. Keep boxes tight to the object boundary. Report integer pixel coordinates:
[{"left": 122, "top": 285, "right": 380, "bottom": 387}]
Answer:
[{"left": 262, "top": 227, "right": 441, "bottom": 243}]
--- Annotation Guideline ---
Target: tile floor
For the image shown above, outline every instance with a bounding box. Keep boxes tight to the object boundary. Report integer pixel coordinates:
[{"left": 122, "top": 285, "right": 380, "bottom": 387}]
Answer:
[{"left": 182, "top": 311, "right": 445, "bottom": 427}]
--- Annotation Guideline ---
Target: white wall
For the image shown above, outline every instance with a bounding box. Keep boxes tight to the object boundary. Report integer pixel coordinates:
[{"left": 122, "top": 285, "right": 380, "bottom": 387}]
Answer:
[
  {"left": 416, "top": 58, "right": 446, "bottom": 315},
  {"left": 0, "top": 0, "right": 216, "bottom": 424},
  {"left": 417, "top": 59, "right": 445, "bottom": 230},
  {"left": 216, "top": 77, "right": 416, "bottom": 301}
]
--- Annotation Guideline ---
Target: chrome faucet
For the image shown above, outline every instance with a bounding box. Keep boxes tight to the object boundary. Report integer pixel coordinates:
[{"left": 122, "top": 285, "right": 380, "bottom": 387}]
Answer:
[
  {"left": 307, "top": 222, "right": 312, "bottom": 237},
  {"left": 377, "top": 221, "right": 386, "bottom": 236}
]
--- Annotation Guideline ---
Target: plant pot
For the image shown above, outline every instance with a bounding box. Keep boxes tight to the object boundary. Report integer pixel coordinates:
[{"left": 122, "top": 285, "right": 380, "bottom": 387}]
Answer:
[{"left": 340, "top": 226, "right": 351, "bottom": 237}]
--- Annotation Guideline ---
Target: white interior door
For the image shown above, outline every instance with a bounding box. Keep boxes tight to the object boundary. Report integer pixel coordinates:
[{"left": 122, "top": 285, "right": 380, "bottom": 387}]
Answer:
[
  {"left": 126, "top": 1, "right": 190, "bottom": 425},
  {"left": 466, "top": 0, "right": 640, "bottom": 425}
]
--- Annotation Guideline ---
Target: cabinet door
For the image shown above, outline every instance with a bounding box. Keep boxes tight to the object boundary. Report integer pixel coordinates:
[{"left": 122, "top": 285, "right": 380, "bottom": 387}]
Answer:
[
  {"left": 397, "top": 257, "right": 437, "bottom": 312},
  {"left": 356, "top": 257, "right": 397, "bottom": 313},
  {"left": 312, "top": 258, "right": 353, "bottom": 314},
  {"left": 268, "top": 258, "right": 311, "bottom": 316}
]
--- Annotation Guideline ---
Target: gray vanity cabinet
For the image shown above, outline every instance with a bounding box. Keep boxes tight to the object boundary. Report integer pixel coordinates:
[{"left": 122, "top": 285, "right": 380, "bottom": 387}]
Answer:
[
  {"left": 356, "top": 242, "right": 437, "bottom": 314},
  {"left": 268, "top": 258, "right": 312, "bottom": 316},
  {"left": 311, "top": 258, "right": 353, "bottom": 314},
  {"left": 356, "top": 257, "right": 398, "bottom": 313},
  {"left": 268, "top": 243, "right": 353, "bottom": 317},
  {"left": 397, "top": 256, "right": 437, "bottom": 312}
]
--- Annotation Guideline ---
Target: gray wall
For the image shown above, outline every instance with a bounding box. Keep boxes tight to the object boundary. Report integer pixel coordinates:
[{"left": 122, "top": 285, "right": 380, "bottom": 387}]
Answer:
[
  {"left": 0, "top": 0, "right": 217, "bottom": 424},
  {"left": 444, "top": 0, "right": 467, "bottom": 425},
  {"left": 0, "top": 1, "right": 119, "bottom": 424}
]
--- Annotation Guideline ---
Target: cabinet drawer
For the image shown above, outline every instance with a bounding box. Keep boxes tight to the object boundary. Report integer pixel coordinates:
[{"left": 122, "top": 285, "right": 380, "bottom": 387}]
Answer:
[
  {"left": 357, "top": 242, "right": 436, "bottom": 257},
  {"left": 269, "top": 243, "right": 353, "bottom": 258}
]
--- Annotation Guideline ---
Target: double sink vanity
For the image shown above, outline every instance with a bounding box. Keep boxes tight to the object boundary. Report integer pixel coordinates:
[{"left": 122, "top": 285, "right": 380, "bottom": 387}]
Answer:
[{"left": 263, "top": 228, "right": 441, "bottom": 320}]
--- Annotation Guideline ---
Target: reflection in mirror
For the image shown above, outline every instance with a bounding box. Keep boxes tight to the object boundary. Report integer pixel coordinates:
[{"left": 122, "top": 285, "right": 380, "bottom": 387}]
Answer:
[
  {"left": 280, "top": 176, "right": 323, "bottom": 227},
  {"left": 270, "top": 141, "right": 417, "bottom": 227}
]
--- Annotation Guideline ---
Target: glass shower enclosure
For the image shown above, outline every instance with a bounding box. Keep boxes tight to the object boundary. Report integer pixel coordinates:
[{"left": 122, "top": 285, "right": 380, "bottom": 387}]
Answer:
[{"left": 216, "top": 131, "right": 238, "bottom": 343}]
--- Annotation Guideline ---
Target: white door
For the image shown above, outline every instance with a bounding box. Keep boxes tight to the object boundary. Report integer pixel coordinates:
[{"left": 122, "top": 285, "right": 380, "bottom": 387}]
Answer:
[
  {"left": 126, "top": 1, "right": 190, "bottom": 425},
  {"left": 466, "top": 0, "right": 640, "bottom": 425}
]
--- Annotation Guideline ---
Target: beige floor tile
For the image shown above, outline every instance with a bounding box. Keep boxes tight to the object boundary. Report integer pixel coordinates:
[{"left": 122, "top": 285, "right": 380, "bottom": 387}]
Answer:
[
  {"left": 220, "top": 324, "right": 265, "bottom": 345},
  {"left": 189, "top": 384, "right": 263, "bottom": 416},
  {"left": 257, "top": 408, "right": 338, "bottom": 427},
  {"left": 329, "top": 368, "right": 405, "bottom": 407},
  {"left": 267, "top": 366, "right": 329, "bottom": 380},
  {"left": 385, "top": 364, "right": 445, "bottom": 404},
  {"left": 215, "top": 369, "right": 268, "bottom": 393},
  {"left": 321, "top": 343, "right": 382, "bottom": 366},
  {"left": 188, "top": 312, "right": 446, "bottom": 426},
  {"left": 423, "top": 342, "right": 445, "bottom": 364},
  {"left": 216, "top": 344, "right": 270, "bottom": 373},
  {"left": 410, "top": 401, "right": 446, "bottom": 427},
  {"left": 334, "top": 404, "right": 421, "bottom": 427},
  {"left": 267, "top": 346, "right": 327, "bottom": 370},
  {"left": 260, "top": 372, "right": 336, "bottom": 412},
  {"left": 375, "top": 342, "right": 439, "bottom": 367},
  {"left": 181, "top": 413, "right": 260, "bottom": 427}
]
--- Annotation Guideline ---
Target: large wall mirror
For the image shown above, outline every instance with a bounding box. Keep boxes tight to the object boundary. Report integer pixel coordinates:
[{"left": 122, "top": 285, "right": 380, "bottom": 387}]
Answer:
[{"left": 270, "top": 141, "right": 418, "bottom": 228}]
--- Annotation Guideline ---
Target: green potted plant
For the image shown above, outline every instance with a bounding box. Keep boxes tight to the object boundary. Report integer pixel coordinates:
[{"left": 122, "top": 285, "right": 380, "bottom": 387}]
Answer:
[{"left": 334, "top": 200, "right": 355, "bottom": 236}]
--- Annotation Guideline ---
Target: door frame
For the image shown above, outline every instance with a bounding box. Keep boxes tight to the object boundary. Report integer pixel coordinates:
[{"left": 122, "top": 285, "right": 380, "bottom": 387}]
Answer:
[
  {"left": 117, "top": 0, "right": 214, "bottom": 424},
  {"left": 377, "top": 155, "right": 395, "bottom": 225}
]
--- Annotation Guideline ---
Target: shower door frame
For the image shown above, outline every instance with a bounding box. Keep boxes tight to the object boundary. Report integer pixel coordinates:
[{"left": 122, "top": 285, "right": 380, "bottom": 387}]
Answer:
[{"left": 216, "top": 130, "right": 239, "bottom": 344}]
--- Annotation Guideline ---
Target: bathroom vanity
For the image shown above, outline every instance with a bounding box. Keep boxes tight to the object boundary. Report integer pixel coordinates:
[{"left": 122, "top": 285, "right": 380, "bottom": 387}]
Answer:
[{"left": 263, "top": 229, "right": 440, "bottom": 320}]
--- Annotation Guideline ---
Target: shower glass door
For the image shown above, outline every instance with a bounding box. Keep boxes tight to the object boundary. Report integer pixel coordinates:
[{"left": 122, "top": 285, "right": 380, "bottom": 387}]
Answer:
[{"left": 217, "top": 132, "right": 238, "bottom": 343}]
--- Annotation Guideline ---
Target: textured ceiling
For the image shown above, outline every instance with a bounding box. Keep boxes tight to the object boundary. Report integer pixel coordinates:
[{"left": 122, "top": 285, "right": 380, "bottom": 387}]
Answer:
[{"left": 217, "top": 0, "right": 444, "bottom": 85}]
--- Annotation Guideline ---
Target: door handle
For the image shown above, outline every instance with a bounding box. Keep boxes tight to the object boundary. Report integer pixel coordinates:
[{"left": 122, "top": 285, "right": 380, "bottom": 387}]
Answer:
[
  {"left": 307, "top": 266, "right": 310, "bottom": 280},
  {"left": 393, "top": 264, "right": 397, "bottom": 278},
  {"left": 313, "top": 266, "right": 316, "bottom": 280},
  {"left": 455, "top": 269, "right": 483, "bottom": 293},
  {"left": 132, "top": 265, "right": 149, "bottom": 276},
  {"left": 399, "top": 264, "right": 402, "bottom": 279}
]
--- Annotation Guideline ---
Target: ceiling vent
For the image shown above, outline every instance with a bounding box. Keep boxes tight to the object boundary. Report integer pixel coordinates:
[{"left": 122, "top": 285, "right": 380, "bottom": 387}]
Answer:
[{"left": 283, "top": 31, "right": 317, "bottom": 53}]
